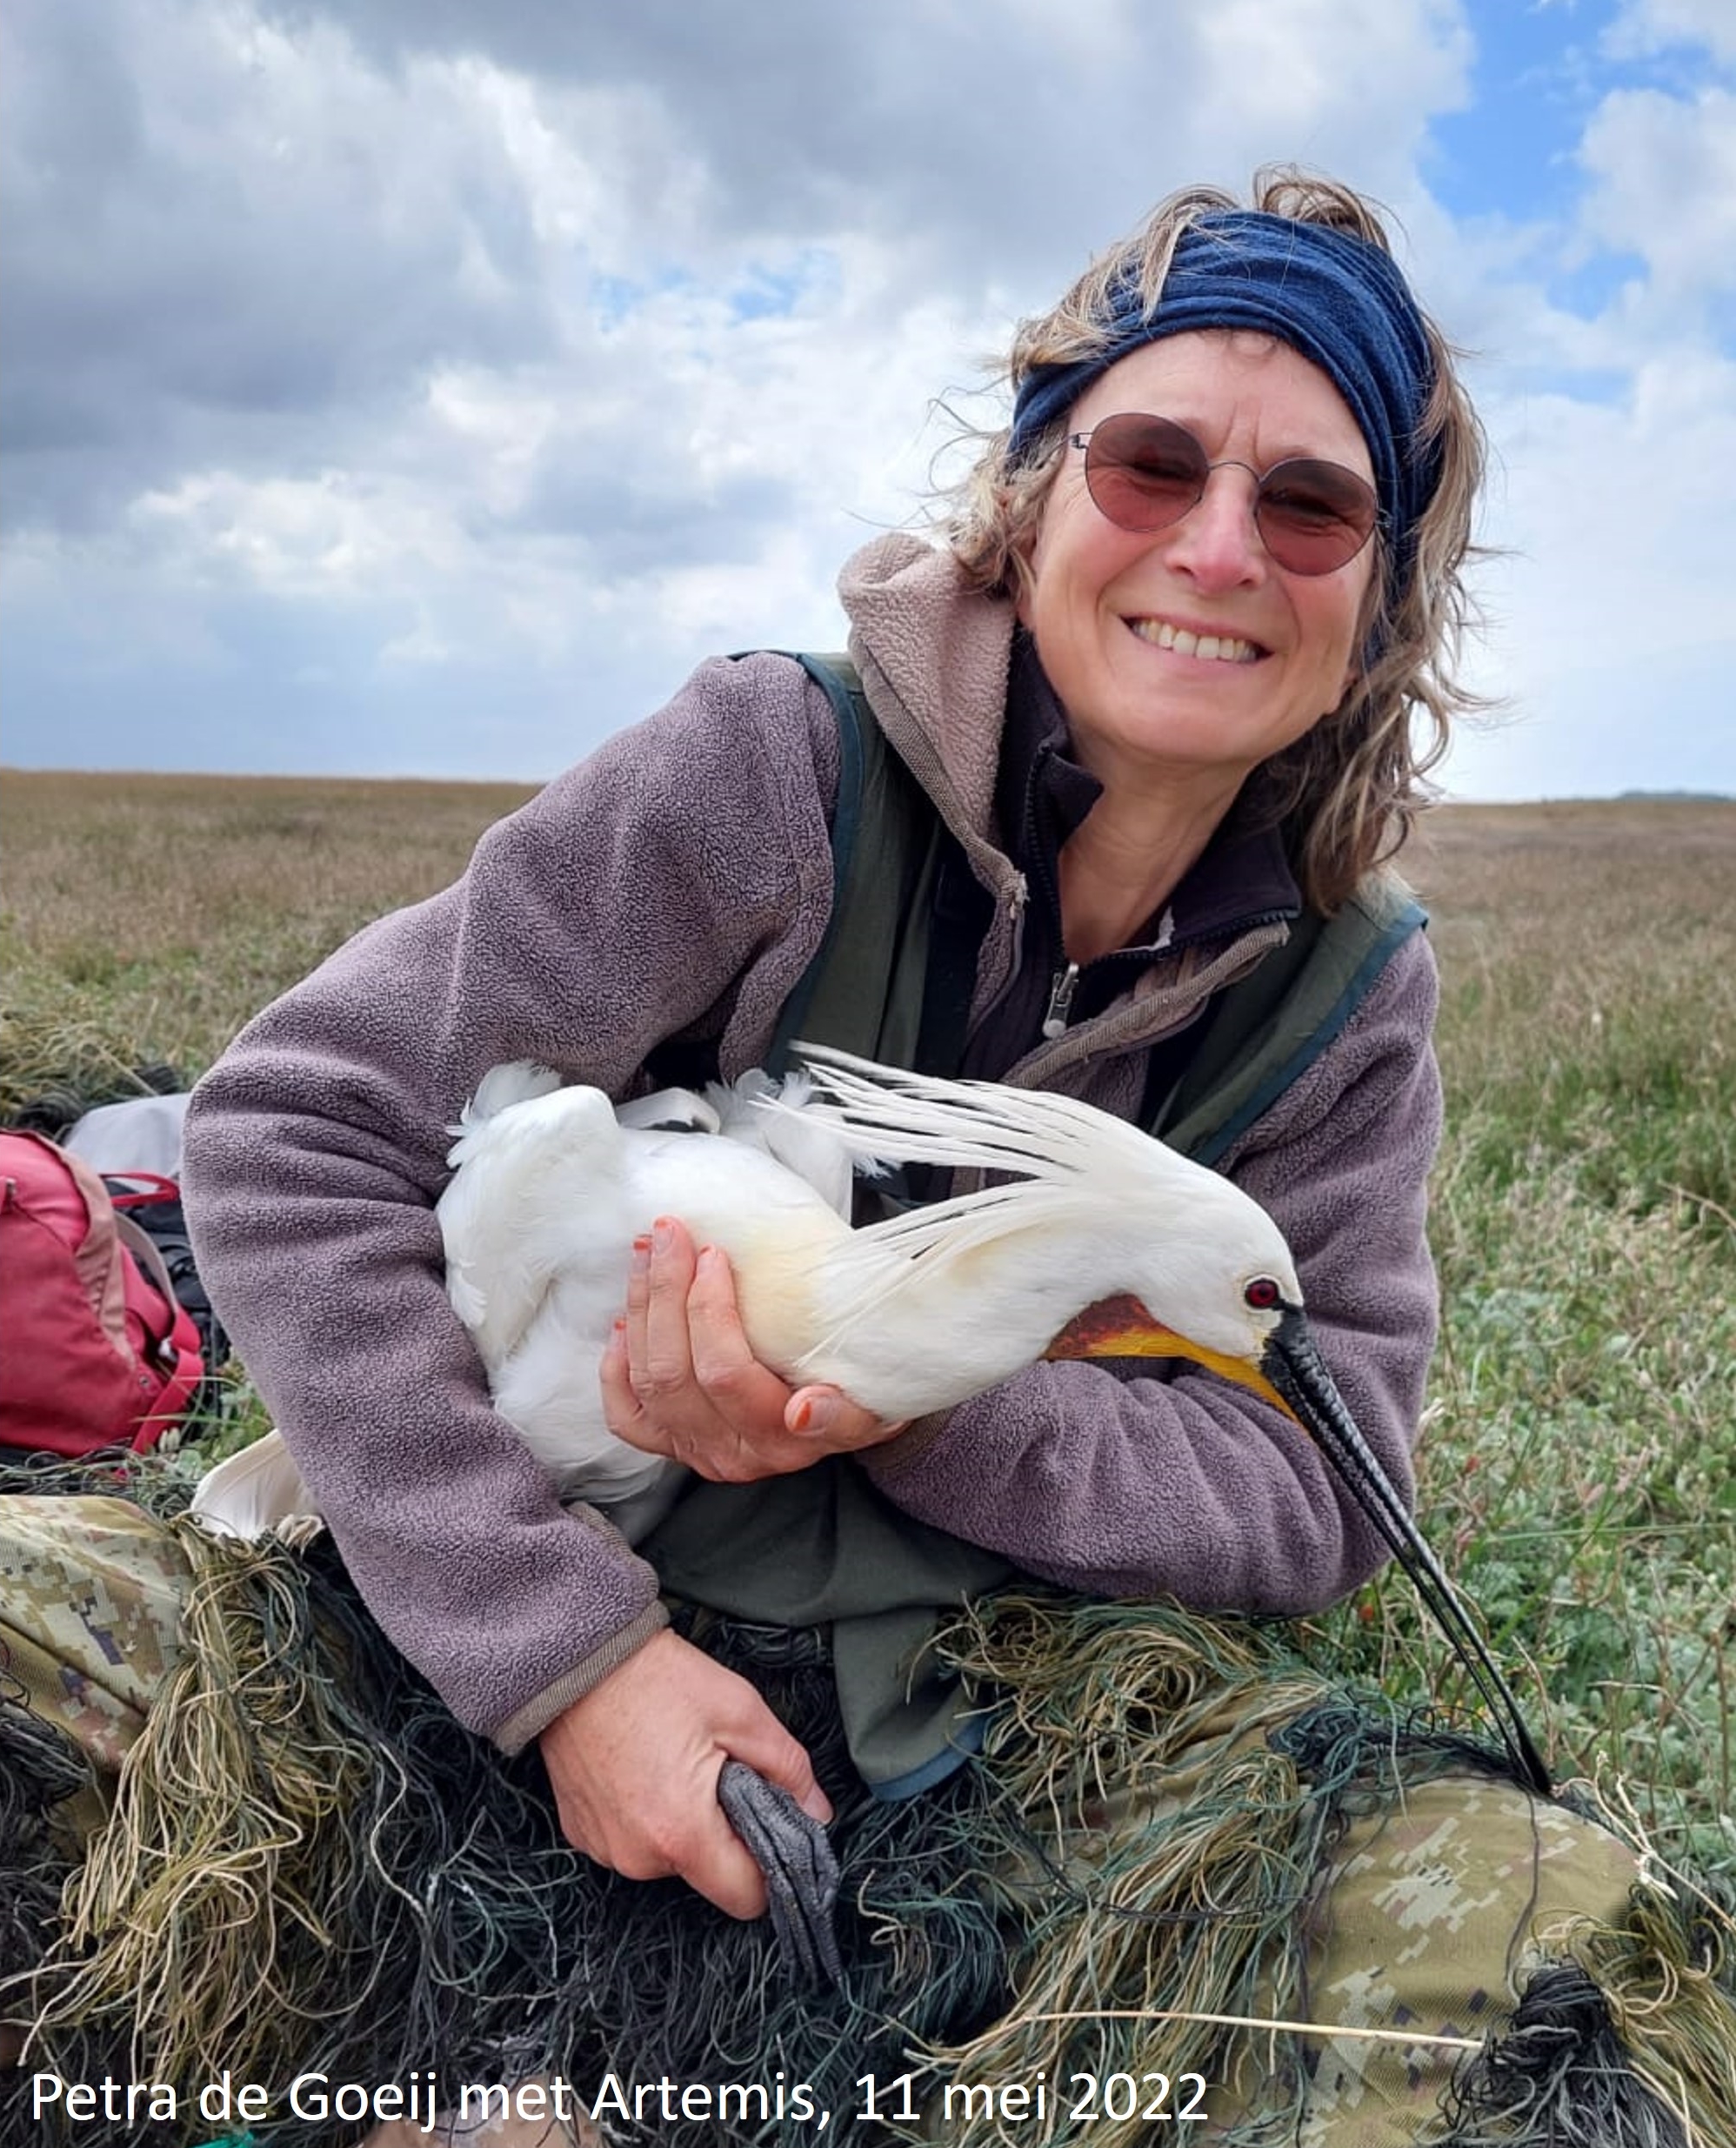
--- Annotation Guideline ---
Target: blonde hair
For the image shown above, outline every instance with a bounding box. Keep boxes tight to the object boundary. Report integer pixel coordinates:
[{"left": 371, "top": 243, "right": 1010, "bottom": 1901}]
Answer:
[{"left": 944, "top": 166, "right": 1488, "bottom": 913}]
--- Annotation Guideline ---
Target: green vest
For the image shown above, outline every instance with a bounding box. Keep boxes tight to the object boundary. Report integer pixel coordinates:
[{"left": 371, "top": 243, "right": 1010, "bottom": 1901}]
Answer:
[{"left": 644, "top": 654, "right": 1426, "bottom": 1797}]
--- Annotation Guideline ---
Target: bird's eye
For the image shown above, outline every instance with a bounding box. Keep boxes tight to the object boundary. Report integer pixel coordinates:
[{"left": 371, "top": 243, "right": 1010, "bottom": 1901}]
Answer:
[{"left": 1244, "top": 1276, "right": 1282, "bottom": 1311}]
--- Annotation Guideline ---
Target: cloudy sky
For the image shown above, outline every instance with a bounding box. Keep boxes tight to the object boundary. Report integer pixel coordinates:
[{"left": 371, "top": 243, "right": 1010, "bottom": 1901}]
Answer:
[{"left": 4, "top": 0, "right": 1733, "bottom": 799}]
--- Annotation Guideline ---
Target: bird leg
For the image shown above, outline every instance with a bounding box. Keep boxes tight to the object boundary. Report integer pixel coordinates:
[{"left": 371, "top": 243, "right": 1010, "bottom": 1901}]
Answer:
[{"left": 716, "top": 1759, "right": 844, "bottom": 1988}]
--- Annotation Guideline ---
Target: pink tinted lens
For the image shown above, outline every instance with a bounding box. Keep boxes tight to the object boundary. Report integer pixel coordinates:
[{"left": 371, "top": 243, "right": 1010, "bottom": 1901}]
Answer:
[
  {"left": 1081, "top": 414, "right": 1207, "bottom": 532},
  {"left": 1083, "top": 414, "right": 1377, "bottom": 574}
]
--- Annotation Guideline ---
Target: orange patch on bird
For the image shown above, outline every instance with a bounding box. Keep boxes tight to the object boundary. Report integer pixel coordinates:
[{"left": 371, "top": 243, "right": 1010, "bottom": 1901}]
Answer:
[{"left": 1044, "top": 1294, "right": 1171, "bottom": 1359}]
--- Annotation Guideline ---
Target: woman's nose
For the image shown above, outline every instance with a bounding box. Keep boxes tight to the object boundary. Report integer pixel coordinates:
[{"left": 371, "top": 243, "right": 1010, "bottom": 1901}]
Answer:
[{"left": 1161, "top": 465, "right": 1267, "bottom": 589}]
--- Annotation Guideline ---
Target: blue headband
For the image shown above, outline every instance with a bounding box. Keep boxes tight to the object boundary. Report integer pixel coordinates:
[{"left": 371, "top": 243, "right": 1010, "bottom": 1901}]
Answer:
[{"left": 1008, "top": 211, "right": 1439, "bottom": 567}]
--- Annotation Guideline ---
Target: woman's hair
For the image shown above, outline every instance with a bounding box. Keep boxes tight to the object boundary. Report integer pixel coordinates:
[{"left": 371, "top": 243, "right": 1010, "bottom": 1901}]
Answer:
[{"left": 943, "top": 166, "right": 1488, "bottom": 913}]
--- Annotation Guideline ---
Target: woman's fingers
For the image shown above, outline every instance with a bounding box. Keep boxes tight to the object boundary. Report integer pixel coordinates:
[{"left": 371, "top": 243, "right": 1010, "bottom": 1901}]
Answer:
[
  {"left": 538, "top": 1630, "right": 831, "bottom": 1920},
  {"left": 605, "top": 1220, "right": 792, "bottom": 1473},
  {"left": 634, "top": 1217, "right": 701, "bottom": 1402},
  {"left": 602, "top": 1219, "right": 906, "bottom": 1476}
]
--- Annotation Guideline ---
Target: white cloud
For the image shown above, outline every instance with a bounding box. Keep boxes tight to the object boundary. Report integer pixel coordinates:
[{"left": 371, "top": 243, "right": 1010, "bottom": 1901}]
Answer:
[
  {"left": 1576, "top": 85, "right": 1736, "bottom": 299},
  {"left": 127, "top": 468, "right": 471, "bottom": 600},
  {"left": 1603, "top": 0, "right": 1736, "bottom": 63},
  {"left": 1447, "top": 346, "right": 1736, "bottom": 796},
  {"left": 1193, "top": 0, "right": 1470, "bottom": 160}
]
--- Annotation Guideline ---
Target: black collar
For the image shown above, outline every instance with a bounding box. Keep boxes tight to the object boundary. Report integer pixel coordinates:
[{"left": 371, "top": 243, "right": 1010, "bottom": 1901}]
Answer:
[{"left": 997, "top": 630, "right": 1302, "bottom": 956}]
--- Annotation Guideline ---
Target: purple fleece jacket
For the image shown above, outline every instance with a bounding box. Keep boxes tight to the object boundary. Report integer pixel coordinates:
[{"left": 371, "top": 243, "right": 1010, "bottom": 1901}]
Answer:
[{"left": 182, "top": 532, "right": 1442, "bottom": 1754}]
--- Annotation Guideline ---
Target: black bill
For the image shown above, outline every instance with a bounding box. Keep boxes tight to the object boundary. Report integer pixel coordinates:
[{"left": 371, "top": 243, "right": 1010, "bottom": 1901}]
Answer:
[{"left": 1262, "top": 1306, "right": 1553, "bottom": 1800}]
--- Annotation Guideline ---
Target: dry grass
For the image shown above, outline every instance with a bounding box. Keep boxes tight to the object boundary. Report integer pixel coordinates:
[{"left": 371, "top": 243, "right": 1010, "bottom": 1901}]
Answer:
[
  {"left": 3, "top": 770, "right": 1733, "bottom": 1865},
  {"left": 0, "top": 769, "right": 537, "bottom": 1092}
]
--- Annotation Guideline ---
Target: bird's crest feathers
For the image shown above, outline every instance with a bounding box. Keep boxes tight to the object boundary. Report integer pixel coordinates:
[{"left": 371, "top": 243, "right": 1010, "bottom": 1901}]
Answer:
[
  {"left": 774, "top": 1043, "right": 1261, "bottom": 1366},
  {"left": 778, "top": 1042, "right": 1166, "bottom": 1185}
]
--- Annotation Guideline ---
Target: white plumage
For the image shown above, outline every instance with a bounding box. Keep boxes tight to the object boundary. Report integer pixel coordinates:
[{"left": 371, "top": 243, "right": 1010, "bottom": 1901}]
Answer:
[
  {"left": 440, "top": 1047, "right": 1309, "bottom": 1522},
  {"left": 195, "top": 1046, "right": 1303, "bottom": 1541}
]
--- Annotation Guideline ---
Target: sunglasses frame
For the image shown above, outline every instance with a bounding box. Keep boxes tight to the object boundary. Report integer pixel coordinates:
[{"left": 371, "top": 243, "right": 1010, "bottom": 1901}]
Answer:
[{"left": 1067, "top": 413, "right": 1381, "bottom": 578}]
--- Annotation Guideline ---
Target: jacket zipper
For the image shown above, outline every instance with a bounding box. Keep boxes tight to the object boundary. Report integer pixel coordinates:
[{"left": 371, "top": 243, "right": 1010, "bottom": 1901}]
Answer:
[{"left": 1041, "top": 961, "right": 1079, "bottom": 1040}]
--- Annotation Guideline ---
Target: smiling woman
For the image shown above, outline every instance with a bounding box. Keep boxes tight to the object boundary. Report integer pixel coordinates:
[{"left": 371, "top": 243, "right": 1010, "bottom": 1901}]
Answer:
[
  {"left": 1014, "top": 333, "right": 1382, "bottom": 958},
  {"left": 8, "top": 167, "right": 1732, "bottom": 2148}
]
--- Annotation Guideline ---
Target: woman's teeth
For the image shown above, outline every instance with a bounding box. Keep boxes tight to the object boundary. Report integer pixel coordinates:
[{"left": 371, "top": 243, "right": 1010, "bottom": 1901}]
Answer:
[{"left": 1131, "top": 619, "right": 1261, "bottom": 663}]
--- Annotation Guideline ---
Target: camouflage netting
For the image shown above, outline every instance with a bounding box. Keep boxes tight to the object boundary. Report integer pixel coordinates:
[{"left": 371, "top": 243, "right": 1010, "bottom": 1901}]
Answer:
[
  {"left": 0, "top": 1024, "right": 187, "bottom": 1137},
  {"left": 2, "top": 1453, "right": 1733, "bottom": 2148}
]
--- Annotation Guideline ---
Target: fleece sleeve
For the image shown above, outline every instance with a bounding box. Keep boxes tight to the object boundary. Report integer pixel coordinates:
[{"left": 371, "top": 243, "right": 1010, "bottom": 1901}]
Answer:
[
  {"left": 181, "top": 655, "right": 838, "bottom": 1748},
  {"left": 858, "top": 932, "right": 1443, "bottom": 1616}
]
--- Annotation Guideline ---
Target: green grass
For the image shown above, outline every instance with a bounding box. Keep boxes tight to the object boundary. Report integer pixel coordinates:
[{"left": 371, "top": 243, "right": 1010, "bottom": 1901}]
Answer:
[
  {"left": 1312, "top": 800, "right": 1736, "bottom": 1876},
  {"left": 3, "top": 772, "right": 1733, "bottom": 1875}
]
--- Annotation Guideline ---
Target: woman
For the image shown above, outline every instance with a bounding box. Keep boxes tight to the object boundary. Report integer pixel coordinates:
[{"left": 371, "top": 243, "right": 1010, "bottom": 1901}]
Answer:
[{"left": 182, "top": 167, "right": 1464, "bottom": 1909}]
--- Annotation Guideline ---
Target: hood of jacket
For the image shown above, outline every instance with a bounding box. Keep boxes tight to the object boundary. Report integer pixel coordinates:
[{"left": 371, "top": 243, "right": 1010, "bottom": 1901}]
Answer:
[{"left": 838, "top": 532, "right": 1025, "bottom": 899}]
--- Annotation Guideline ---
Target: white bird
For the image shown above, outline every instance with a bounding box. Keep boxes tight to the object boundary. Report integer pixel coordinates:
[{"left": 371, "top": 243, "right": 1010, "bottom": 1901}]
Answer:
[
  {"left": 193, "top": 1043, "right": 1546, "bottom": 1799},
  {"left": 434, "top": 1045, "right": 1323, "bottom": 1516},
  {"left": 194, "top": 1045, "right": 1302, "bottom": 1534}
]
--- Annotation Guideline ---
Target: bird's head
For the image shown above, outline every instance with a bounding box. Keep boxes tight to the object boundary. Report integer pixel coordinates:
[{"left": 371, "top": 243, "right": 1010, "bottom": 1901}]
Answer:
[
  {"left": 1039, "top": 1182, "right": 1356, "bottom": 1452},
  {"left": 1045, "top": 1275, "right": 1354, "bottom": 1447}
]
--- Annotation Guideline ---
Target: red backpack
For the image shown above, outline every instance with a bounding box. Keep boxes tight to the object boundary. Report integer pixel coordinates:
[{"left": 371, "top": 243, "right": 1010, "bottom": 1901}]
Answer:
[{"left": 0, "top": 1129, "right": 205, "bottom": 1455}]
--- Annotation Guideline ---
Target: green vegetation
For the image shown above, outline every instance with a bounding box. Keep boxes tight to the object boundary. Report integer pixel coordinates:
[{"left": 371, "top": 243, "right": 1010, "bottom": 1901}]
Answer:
[
  {"left": 1319, "top": 800, "right": 1735, "bottom": 1877},
  {"left": 3, "top": 773, "right": 1732, "bottom": 1873}
]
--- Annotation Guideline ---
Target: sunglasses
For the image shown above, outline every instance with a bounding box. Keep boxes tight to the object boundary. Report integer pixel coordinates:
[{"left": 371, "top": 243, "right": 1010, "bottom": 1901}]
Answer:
[{"left": 1067, "top": 413, "right": 1380, "bottom": 577}]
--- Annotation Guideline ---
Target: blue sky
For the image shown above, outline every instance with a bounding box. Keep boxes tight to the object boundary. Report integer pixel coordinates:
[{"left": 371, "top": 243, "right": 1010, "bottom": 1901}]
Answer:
[{"left": 3, "top": 0, "right": 1733, "bottom": 800}]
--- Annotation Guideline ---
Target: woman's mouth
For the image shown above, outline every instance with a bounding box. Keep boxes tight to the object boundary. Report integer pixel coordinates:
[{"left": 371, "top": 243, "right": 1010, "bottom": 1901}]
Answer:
[{"left": 1127, "top": 616, "right": 1265, "bottom": 664}]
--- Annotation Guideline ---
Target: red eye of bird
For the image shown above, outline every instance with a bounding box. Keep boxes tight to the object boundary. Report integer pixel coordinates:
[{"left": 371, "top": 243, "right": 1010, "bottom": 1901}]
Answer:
[{"left": 1244, "top": 1276, "right": 1282, "bottom": 1311}]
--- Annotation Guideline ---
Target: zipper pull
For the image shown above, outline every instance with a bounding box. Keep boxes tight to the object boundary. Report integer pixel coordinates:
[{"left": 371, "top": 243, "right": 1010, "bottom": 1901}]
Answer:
[{"left": 1041, "top": 960, "right": 1079, "bottom": 1040}]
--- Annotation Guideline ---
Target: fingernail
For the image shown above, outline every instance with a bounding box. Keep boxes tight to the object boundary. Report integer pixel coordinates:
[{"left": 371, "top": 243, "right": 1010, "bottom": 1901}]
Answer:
[
  {"left": 652, "top": 1217, "right": 675, "bottom": 1254},
  {"left": 631, "top": 1237, "right": 651, "bottom": 1275},
  {"left": 800, "top": 1395, "right": 836, "bottom": 1435}
]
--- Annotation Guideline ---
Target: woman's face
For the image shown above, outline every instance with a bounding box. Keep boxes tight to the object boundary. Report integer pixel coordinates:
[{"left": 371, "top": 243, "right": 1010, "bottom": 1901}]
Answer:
[{"left": 1016, "top": 329, "right": 1378, "bottom": 801}]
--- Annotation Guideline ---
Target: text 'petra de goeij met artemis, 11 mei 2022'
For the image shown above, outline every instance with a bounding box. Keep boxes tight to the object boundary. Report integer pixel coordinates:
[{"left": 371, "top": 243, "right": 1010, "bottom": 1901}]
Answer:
[{"left": 29, "top": 2065, "right": 1217, "bottom": 2131}]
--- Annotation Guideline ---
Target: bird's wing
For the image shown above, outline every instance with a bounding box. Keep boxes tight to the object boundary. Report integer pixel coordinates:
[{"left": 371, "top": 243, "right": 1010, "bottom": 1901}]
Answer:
[
  {"left": 438, "top": 1081, "right": 627, "bottom": 1363},
  {"left": 452, "top": 1061, "right": 565, "bottom": 1133},
  {"left": 710, "top": 1068, "right": 872, "bottom": 1221},
  {"left": 615, "top": 1087, "right": 723, "bottom": 1134}
]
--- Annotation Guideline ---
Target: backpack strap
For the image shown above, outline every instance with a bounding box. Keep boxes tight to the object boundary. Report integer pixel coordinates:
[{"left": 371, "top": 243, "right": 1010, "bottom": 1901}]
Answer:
[
  {"left": 766, "top": 653, "right": 948, "bottom": 1075},
  {"left": 1151, "top": 875, "right": 1427, "bottom": 1167}
]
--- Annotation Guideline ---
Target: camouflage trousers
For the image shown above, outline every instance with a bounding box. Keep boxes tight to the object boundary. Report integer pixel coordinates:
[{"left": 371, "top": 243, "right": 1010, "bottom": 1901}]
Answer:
[
  {"left": 1204, "top": 1771, "right": 1640, "bottom": 2142},
  {"left": 0, "top": 1495, "right": 1686, "bottom": 2145}
]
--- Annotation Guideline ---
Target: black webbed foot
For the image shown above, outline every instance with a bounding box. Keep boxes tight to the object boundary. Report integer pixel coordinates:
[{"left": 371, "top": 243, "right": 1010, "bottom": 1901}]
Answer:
[{"left": 716, "top": 1758, "right": 843, "bottom": 1989}]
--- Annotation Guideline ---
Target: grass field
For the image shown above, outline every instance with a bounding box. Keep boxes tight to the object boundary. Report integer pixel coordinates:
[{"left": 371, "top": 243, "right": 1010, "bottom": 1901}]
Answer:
[{"left": 2, "top": 770, "right": 1733, "bottom": 1877}]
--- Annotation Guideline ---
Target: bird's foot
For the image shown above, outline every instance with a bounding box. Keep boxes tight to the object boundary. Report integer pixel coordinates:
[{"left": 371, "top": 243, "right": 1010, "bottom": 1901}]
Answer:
[{"left": 716, "top": 1758, "right": 844, "bottom": 1989}]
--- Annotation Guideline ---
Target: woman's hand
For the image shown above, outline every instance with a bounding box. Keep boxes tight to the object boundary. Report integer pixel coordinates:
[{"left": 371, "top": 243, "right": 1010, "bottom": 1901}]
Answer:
[
  {"left": 538, "top": 1627, "right": 831, "bottom": 1916},
  {"left": 600, "top": 1216, "right": 905, "bottom": 1480}
]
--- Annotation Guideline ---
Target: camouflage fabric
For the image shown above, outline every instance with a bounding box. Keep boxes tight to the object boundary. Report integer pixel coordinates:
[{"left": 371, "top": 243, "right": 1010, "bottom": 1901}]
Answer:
[
  {"left": 1206, "top": 1772, "right": 1646, "bottom": 2145},
  {"left": 2, "top": 1497, "right": 1726, "bottom": 2148},
  {"left": 0, "top": 1494, "right": 192, "bottom": 1838},
  {"left": 946, "top": 1707, "right": 1656, "bottom": 2146}
]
